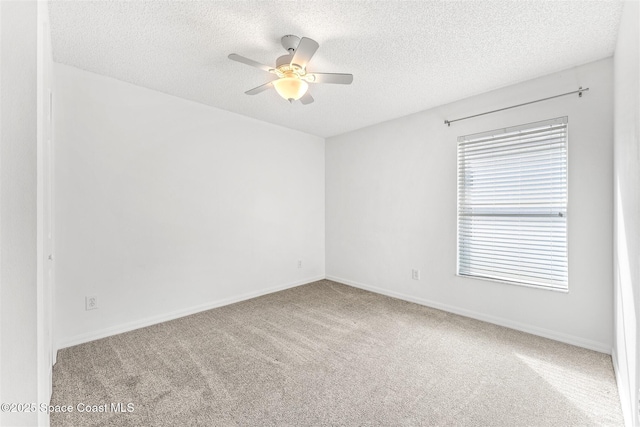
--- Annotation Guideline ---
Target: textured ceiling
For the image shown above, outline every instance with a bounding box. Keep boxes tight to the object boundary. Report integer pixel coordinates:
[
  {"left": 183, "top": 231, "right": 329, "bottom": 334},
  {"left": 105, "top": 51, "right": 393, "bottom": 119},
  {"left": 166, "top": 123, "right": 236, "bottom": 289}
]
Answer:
[{"left": 49, "top": 1, "right": 623, "bottom": 138}]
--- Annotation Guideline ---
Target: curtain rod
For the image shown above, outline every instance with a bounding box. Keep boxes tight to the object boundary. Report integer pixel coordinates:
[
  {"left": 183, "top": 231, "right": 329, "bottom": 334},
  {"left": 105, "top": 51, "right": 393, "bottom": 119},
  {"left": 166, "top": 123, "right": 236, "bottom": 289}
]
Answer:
[{"left": 444, "top": 87, "right": 589, "bottom": 127}]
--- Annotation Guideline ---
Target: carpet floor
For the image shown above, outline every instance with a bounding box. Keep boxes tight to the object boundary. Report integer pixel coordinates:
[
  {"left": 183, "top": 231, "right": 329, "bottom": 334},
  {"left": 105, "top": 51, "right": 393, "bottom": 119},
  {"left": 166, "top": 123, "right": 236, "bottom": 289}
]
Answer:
[{"left": 51, "top": 280, "right": 623, "bottom": 426}]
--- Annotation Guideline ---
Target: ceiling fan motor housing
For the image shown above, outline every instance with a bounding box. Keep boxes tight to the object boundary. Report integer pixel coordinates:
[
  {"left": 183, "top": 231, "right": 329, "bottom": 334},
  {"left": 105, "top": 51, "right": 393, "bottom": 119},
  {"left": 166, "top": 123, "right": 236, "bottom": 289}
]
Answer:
[
  {"left": 274, "top": 54, "right": 308, "bottom": 80},
  {"left": 276, "top": 54, "right": 294, "bottom": 68}
]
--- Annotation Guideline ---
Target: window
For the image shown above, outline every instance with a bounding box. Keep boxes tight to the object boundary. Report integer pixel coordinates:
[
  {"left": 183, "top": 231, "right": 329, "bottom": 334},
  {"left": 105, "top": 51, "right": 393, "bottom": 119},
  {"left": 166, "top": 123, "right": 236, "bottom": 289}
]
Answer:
[{"left": 457, "top": 117, "right": 568, "bottom": 291}]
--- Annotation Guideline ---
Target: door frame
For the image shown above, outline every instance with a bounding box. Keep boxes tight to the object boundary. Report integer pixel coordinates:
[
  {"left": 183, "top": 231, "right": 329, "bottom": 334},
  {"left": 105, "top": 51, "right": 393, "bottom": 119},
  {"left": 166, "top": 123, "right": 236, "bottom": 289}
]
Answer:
[{"left": 36, "top": 2, "right": 54, "bottom": 425}]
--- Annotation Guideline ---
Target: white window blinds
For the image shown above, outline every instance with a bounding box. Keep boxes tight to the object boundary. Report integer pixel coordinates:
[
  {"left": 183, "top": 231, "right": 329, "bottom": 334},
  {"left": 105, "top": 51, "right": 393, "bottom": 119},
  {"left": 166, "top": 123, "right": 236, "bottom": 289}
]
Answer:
[{"left": 457, "top": 117, "right": 568, "bottom": 290}]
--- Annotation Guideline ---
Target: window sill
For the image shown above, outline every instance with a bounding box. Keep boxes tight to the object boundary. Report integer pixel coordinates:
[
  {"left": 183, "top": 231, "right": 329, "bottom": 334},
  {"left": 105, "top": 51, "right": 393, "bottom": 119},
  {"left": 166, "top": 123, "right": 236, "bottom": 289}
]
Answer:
[{"left": 456, "top": 273, "right": 569, "bottom": 293}]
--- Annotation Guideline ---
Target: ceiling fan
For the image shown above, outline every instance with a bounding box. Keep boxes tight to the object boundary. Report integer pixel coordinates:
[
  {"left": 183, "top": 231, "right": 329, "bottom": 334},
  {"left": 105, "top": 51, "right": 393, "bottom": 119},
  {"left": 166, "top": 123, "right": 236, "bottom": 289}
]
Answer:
[{"left": 228, "top": 35, "right": 353, "bottom": 105}]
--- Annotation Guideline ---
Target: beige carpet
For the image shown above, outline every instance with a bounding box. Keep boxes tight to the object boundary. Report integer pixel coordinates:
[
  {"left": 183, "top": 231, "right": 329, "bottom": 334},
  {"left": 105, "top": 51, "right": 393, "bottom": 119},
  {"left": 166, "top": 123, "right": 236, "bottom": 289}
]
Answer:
[{"left": 51, "top": 280, "right": 623, "bottom": 426}]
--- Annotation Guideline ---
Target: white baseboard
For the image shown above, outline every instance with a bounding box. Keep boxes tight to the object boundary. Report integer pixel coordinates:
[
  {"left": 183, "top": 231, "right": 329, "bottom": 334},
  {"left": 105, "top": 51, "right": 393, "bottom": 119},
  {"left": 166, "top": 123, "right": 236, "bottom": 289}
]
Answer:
[
  {"left": 57, "top": 275, "right": 325, "bottom": 351},
  {"left": 326, "top": 275, "right": 611, "bottom": 354},
  {"left": 58, "top": 274, "right": 611, "bottom": 356},
  {"left": 612, "top": 347, "right": 635, "bottom": 427}
]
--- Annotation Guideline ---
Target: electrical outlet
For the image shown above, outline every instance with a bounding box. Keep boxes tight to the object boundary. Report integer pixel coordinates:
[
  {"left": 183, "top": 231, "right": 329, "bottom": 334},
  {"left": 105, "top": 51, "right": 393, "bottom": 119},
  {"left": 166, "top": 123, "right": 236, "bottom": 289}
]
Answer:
[
  {"left": 297, "top": 260, "right": 302, "bottom": 268},
  {"left": 86, "top": 296, "right": 98, "bottom": 311},
  {"left": 412, "top": 269, "right": 421, "bottom": 280}
]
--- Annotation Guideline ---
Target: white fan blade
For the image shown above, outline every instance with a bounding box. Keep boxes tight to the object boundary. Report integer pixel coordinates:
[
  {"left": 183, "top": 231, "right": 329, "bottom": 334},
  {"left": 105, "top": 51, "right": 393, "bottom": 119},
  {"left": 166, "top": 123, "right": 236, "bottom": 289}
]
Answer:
[
  {"left": 308, "top": 73, "right": 353, "bottom": 84},
  {"left": 290, "top": 37, "right": 319, "bottom": 69},
  {"left": 229, "top": 54, "right": 273, "bottom": 73},
  {"left": 299, "top": 92, "right": 314, "bottom": 105},
  {"left": 245, "top": 81, "right": 273, "bottom": 95}
]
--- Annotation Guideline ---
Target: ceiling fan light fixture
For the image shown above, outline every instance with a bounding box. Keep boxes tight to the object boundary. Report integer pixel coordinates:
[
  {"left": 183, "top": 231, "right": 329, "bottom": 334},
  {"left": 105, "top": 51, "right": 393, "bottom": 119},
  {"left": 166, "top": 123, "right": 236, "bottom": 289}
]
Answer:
[
  {"left": 272, "top": 77, "right": 308, "bottom": 102},
  {"left": 229, "top": 35, "right": 353, "bottom": 105}
]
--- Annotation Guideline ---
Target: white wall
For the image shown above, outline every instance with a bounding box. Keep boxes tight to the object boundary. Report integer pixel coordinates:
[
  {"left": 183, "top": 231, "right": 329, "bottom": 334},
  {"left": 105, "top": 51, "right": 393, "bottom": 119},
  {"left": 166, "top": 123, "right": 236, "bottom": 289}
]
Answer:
[
  {"left": 0, "top": 1, "right": 39, "bottom": 426},
  {"left": 53, "top": 63, "right": 325, "bottom": 349},
  {"left": 613, "top": 2, "right": 640, "bottom": 425},
  {"left": 327, "top": 58, "right": 614, "bottom": 353}
]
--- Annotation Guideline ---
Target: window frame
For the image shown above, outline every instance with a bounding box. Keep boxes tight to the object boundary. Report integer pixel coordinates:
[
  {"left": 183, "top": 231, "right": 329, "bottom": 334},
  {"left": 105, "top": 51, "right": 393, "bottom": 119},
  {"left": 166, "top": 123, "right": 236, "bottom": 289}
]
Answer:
[{"left": 456, "top": 117, "right": 569, "bottom": 292}]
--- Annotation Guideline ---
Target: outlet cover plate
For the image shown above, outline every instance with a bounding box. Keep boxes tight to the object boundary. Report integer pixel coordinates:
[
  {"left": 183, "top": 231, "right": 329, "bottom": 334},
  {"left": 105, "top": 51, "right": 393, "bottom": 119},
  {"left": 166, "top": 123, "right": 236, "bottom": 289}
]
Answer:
[{"left": 86, "top": 296, "right": 98, "bottom": 310}]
